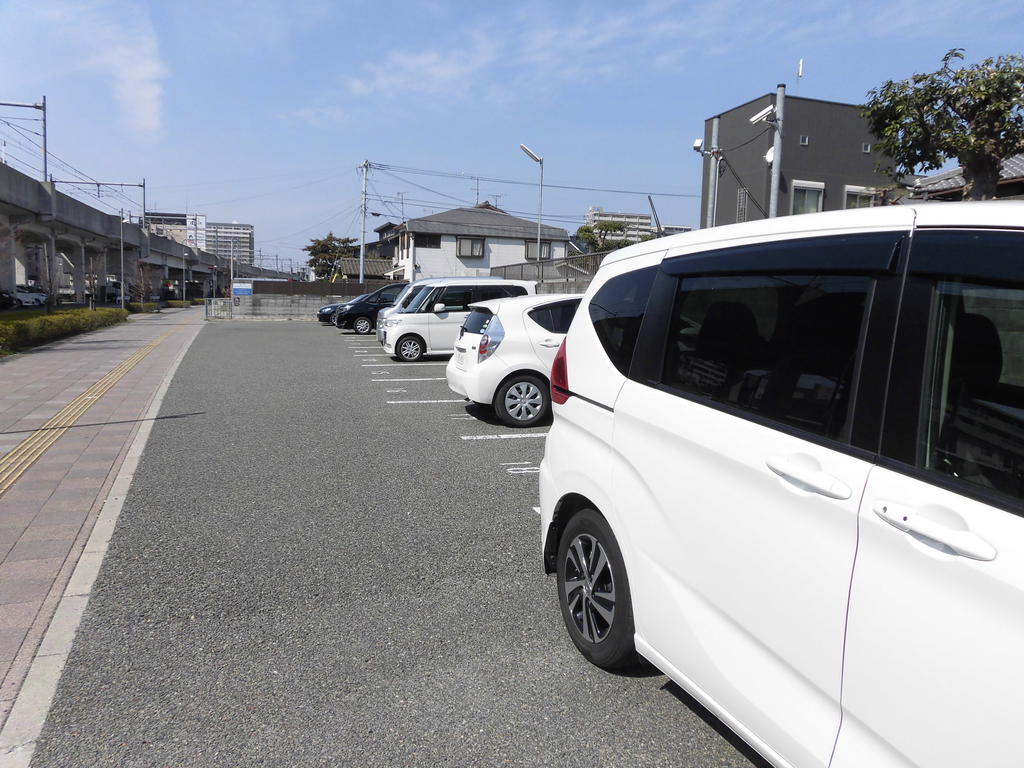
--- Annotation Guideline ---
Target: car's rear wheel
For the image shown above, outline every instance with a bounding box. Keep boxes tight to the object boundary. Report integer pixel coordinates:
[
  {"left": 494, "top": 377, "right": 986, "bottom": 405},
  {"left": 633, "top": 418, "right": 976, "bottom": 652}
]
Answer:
[
  {"left": 353, "top": 316, "right": 373, "bottom": 335},
  {"left": 397, "top": 335, "right": 424, "bottom": 362},
  {"left": 494, "top": 374, "right": 548, "bottom": 427},
  {"left": 557, "top": 509, "right": 636, "bottom": 669}
]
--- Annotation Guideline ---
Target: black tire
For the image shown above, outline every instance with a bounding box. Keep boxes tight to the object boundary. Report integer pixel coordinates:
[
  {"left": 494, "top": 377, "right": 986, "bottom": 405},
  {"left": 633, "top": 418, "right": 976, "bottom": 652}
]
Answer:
[
  {"left": 556, "top": 509, "right": 636, "bottom": 669},
  {"left": 333, "top": 313, "right": 344, "bottom": 329},
  {"left": 396, "top": 334, "right": 424, "bottom": 362},
  {"left": 494, "top": 373, "right": 549, "bottom": 427},
  {"left": 352, "top": 316, "right": 373, "bottom": 335}
]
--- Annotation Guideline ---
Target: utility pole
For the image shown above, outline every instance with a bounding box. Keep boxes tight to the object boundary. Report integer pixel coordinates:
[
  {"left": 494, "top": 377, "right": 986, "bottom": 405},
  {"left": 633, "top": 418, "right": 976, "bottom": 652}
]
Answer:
[
  {"left": 230, "top": 239, "right": 235, "bottom": 291},
  {"left": 358, "top": 160, "right": 370, "bottom": 284},
  {"left": 0, "top": 97, "right": 46, "bottom": 180},
  {"left": 704, "top": 116, "right": 721, "bottom": 228},
  {"left": 768, "top": 84, "right": 785, "bottom": 218},
  {"left": 397, "top": 191, "right": 406, "bottom": 223},
  {"left": 119, "top": 208, "right": 125, "bottom": 309}
]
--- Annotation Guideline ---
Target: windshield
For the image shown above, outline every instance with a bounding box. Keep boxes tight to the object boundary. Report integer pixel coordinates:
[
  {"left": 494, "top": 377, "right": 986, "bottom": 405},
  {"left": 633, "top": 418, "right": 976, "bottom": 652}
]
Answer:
[
  {"left": 402, "top": 285, "right": 436, "bottom": 313},
  {"left": 347, "top": 294, "right": 369, "bottom": 304}
]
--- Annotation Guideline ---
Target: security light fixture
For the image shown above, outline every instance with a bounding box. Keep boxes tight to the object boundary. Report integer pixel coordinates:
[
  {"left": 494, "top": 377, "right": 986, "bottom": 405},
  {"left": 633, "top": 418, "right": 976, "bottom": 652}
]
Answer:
[{"left": 692, "top": 138, "right": 704, "bottom": 152}]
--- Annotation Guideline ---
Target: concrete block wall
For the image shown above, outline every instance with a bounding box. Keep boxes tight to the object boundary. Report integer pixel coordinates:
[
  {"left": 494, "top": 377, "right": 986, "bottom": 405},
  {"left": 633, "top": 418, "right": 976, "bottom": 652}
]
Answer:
[{"left": 227, "top": 294, "right": 360, "bottom": 320}]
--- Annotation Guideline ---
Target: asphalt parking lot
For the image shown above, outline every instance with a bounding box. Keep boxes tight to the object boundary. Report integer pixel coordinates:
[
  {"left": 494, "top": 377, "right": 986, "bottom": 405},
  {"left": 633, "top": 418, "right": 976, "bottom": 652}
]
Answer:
[{"left": 30, "top": 321, "right": 767, "bottom": 767}]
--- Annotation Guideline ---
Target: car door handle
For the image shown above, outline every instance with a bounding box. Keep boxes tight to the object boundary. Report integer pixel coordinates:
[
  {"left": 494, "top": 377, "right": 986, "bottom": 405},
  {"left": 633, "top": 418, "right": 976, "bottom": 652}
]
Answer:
[
  {"left": 539, "top": 338, "right": 561, "bottom": 348},
  {"left": 873, "top": 501, "right": 997, "bottom": 561},
  {"left": 765, "top": 456, "right": 852, "bottom": 499}
]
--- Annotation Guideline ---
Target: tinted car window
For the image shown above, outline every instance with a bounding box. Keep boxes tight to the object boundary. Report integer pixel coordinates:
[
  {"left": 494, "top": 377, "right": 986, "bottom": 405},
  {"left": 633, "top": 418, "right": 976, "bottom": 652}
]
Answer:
[
  {"left": 438, "top": 286, "right": 472, "bottom": 312},
  {"left": 661, "top": 273, "right": 871, "bottom": 441},
  {"left": 474, "top": 286, "right": 512, "bottom": 302},
  {"left": 463, "top": 309, "right": 493, "bottom": 335},
  {"left": 589, "top": 267, "right": 657, "bottom": 375},
  {"left": 377, "top": 284, "right": 405, "bottom": 303},
  {"left": 529, "top": 299, "right": 581, "bottom": 334},
  {"left": 920, "top": 279, "right": 1024, "bottom": 503}
]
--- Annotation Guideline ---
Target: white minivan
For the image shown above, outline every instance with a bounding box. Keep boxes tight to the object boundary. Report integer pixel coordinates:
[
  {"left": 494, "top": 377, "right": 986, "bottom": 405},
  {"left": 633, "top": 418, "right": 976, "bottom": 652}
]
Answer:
[
  {"left": 540, "top": 201, "right": 1024, "bottom": 768},
  {"left": 380, "top": 278, "right": 535, "bottom": 361}
]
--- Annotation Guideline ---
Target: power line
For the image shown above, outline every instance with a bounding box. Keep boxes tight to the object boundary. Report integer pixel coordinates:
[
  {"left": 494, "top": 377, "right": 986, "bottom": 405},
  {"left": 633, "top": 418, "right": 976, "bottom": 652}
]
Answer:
[
  {"left": 371, "top": 161, "right": 700, "bottom": 199},
  {"left": 377, "top": 168, "right": 473, "bottom": 204}
]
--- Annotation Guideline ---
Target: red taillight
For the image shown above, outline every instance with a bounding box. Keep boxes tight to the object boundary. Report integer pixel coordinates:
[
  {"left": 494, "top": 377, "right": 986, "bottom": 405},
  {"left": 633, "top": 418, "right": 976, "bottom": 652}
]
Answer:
[{"left": 550, "top": 338, "right": 570, "bottom": 405}]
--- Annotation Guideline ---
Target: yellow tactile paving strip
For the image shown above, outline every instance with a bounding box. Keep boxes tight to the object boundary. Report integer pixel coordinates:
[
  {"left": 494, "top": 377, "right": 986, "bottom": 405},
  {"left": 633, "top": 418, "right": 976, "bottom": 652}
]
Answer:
[{"left": 0, "top": 328, "right": 178, "bottom": 498}]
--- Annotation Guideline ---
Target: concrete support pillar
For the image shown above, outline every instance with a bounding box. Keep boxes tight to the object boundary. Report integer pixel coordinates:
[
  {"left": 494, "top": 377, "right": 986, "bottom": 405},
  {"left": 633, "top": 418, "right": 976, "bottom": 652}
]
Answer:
[
  {"left": 73, "top": 241, "right": 87, "bottom": 303},
  {"left": 0, "top": 215, "right": 17, "bottom": 293}
]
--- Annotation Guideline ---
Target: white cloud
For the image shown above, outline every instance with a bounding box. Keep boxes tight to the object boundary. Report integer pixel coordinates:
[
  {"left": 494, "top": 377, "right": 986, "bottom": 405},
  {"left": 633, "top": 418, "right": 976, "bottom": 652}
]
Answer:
[{"left": 0, "top": 0, "right": 168, "bottom": 137}]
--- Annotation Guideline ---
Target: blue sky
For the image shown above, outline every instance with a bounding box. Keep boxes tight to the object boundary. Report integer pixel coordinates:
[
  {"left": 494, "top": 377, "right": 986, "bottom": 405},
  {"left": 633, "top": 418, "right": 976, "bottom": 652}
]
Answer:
[{"left": 1, "top": 0, "right": 1022, "bottom": 269}]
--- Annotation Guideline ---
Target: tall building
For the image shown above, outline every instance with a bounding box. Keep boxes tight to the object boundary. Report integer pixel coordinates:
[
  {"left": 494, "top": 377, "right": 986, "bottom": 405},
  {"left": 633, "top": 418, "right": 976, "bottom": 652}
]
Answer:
[
  {"left": 146, "top": 212, "right": 207, "bottom": 250},
  {"left": 206, "top": 222, "right": 255, "bottom": 265},
  {"left": 145, "top": 213, "right": 254, "bottom": 264},
  {"left": 584, "top": 207, "right": 691, "bottom": 242},
  {"left": 699, "top": 91, "right": 890, "bottom": 228}
]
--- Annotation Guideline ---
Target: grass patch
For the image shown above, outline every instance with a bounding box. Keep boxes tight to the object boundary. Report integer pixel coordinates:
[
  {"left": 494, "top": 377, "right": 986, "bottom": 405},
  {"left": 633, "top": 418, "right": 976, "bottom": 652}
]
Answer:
[{"left": 0, "top": 307, "right": 129, "bottom": 354}]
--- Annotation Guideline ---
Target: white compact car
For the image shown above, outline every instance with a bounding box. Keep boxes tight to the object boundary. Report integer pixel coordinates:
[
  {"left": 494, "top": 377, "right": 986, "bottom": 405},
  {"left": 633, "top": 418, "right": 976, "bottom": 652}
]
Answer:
[
  {"left": 380, "top": 278, "right": 535, "bottom": 361},
  {"left": 540, "top": 201, "right": 1024, "bottom": 768},
  {"left": 446, "top": 294, "right": 581, "bottom": 427},
  {"left": 376, "top": 276, "right": 513, "bottom": 344},
  {"left": 14, "top": 285, "right": 47, "bottom": 306}
]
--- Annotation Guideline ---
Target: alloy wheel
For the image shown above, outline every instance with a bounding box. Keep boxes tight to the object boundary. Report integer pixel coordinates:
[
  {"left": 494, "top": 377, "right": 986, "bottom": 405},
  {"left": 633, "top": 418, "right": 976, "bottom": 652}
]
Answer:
[
  {"left": 504, "top": 381, "right": 543, "bottom": 421},
  {"left": 563, "top": 533, "right": 616, "bottom": 643},
  {"left": 399, "top": 338, "right": 422, "bottom": 360},
  {"left": 354, "top": 317, "right": 372, "bottom": 334}
]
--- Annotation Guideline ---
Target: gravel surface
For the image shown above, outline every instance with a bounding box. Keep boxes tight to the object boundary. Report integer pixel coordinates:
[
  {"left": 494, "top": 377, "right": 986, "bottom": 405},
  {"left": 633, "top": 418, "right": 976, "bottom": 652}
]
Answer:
[{"left": 31, "top": 323, "right": 767, "bottom": 768}]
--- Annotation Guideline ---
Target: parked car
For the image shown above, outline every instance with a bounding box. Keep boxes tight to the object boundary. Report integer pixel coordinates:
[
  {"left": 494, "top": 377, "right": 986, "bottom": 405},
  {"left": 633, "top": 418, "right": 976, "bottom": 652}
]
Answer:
[
  {"left": 376, "top": 276, "right": 512, "bottom": 344},
  {"left": 0, "top": 290, "right": 14, "bottom": 310},
  {"left": 446, "top": 294, "right": 581, "bottom": 427},
  {"left": 317, "top": 301, "right": 347, "bottom": 323},
  {"left": 540, "top": 201, "right": 1024, "bottom": 768},
  {"left": 14, "top": 285, "right": 47, "bottom": 306},
  {"left": 332, "top": 281, "right": 408, "bottom": 333},
  {"left": 380, "top": 279, "right": 536, "bottom": 362}
]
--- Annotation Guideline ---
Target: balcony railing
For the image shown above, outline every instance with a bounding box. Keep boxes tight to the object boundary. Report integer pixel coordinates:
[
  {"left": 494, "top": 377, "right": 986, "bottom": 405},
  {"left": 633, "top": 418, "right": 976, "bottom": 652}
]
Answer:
[{"left": 489, "top": 251, "right": 609, "bottom": 283}]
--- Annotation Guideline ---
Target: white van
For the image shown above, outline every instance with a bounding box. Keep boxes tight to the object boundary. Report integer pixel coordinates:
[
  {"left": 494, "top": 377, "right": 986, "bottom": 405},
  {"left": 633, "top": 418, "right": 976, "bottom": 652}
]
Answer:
[
  {"left": 375, "top": 276, "right": 514, "bottom": 344},
  {"left": 380, "top": 278, "right": 535, "bottom": 361},
  {"left": 541, "top": 201, "right": 1024, "bottom": 768}
]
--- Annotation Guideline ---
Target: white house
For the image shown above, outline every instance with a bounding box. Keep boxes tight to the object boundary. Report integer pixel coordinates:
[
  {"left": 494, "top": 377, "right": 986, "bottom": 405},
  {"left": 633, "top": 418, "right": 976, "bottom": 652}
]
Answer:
[{"left": 389, "top": 202, "right": 570, "bottom": 280}]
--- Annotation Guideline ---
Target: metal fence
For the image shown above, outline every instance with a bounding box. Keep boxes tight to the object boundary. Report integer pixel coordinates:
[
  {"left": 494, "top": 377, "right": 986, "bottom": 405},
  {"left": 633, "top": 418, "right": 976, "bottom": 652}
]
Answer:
[
  {"left": 205, "top": 298, "right": 233, "bottom": 319},
  {"left": 489, "top": 252, "right": 608, "bottom": 283}
]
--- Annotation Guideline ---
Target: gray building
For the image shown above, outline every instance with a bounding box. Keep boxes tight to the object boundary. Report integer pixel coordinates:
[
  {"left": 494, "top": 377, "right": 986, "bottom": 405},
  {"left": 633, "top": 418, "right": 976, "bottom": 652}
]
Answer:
[
  {"left": 700, "top": 93, "right": 890, "bottom": 227},
  {"left": 206, "top": 221, "right": 255, "bottom": 265}
]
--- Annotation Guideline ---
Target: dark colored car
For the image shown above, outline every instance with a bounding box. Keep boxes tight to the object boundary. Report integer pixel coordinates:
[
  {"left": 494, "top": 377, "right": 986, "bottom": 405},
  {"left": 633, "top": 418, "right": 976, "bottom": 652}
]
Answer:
[
  {"left": 0, "top": 290, "right": 14, "bottom": 311},
  {"left": 317, "top": 302, "right": 346, "bottom": 323},
  {"left": 333, "top": 282, "right": 408, "bottom": 334}
]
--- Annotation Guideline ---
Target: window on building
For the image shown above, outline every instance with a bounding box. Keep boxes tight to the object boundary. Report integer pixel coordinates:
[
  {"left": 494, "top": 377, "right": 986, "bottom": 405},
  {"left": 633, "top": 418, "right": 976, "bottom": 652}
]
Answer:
[
  {"left": 525, "top": 240, "right": 551, "bottom": 261},
  {"left": 417, "top": 234, "right": 442, "bottom": 249},
  {"left": 791, "top": 181, "right": 825, "bottom": 215},
  {"left": 457, "top": 237, "right": 484, "bottom": 258},
  {"left": 862, "top": 143, "right": 872, "bottom": 154},
  {"left": 799, "top": 135, "right": 810, "bottom": 146},
  {"left": 845, "top": 186, "right": 877, "bottom": 209}
]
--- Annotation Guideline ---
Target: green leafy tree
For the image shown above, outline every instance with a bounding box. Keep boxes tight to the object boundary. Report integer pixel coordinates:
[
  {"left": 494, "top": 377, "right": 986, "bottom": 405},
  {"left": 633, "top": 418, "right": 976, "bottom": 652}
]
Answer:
[
  {"left": 304, "top": 232, "right": 358, "bottom": 279},
  {"left": 575, "top": 221, "right": 633, "bottom": 252},
  {"left": 864, "top": 49, "right": 1024, "bottom": 200}
]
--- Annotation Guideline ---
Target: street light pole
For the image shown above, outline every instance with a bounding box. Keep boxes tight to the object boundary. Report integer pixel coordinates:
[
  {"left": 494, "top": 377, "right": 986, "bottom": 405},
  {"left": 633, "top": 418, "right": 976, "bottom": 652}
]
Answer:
[
  {"left": 519, "top": 144, "right": 544, "bottom": 260},
  {"left": 119, "top": 209, "right": 125, "bottom": 309}
]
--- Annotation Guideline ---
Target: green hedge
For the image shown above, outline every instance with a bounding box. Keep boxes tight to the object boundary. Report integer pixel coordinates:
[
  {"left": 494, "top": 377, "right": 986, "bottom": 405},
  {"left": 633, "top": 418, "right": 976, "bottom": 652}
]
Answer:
[
  {"left": 190, "top": 298, "right": 206, "bottom": 306},
  {"left": 127, "top": 302, "right": 160, "bottom": 313},
  {"left": 165, "top": 300, "right": 192, "bottom": 308},
  {"left": 0, "top": 308, "right": 129, "bottom": 353}
]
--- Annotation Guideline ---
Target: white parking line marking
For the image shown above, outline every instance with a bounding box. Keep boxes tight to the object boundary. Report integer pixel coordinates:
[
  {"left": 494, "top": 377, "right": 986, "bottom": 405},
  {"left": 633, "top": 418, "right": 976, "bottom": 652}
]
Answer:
[
  {"left": 501, "top": 461, "right": 532, "bottom": 465},
  {"left": 459, "top": 433, "right": 547, "bottom": 440},
  {"left": 385, "top": 389, "right": 407, "bottom": 393},
  {"left": 507, "top": 465, "right": 540, "bottom": 474},
  {"left": 533, "top": 506, "right": 541, "bottom": 515},
  {"left": 361, "top": 363, "right": 446, "bottom": 367},
  {"left": 373, "top": 377, "right": 446, "bottom": 382},
  {"left": 387, "top": 399, "right": 465, "bottom": 404}
]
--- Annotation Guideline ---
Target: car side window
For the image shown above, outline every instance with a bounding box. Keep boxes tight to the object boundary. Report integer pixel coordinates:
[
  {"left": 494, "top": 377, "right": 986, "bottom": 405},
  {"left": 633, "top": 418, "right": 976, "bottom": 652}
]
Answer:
[
  {"left": 438, "top": 286, "right": 472, "bottom": 312},
  {"left": 660, "top": 273, "right": 872, "bottom": 441},
  {"left": 589, "top": 267, "right": 657, "bottom": 376},
  {"left": 529, "top": 300, "right": 580, "bottom": 334},
  {"left": 474, "top": 287, "right": 510, "bottom": 302}
]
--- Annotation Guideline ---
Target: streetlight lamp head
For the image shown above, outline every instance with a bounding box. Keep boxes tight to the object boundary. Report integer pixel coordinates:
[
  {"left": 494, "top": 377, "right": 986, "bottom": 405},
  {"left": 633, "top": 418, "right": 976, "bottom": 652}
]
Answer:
[
  {"left": 692, "top": 138, "right": 704, "bottom": 152},
  {"left": 519, "top": 143, "right": 542, "bottom": 163}
]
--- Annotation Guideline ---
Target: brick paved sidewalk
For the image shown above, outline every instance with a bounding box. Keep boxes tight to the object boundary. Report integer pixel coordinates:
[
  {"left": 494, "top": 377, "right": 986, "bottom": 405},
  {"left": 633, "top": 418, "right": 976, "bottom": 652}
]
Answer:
[{"left": 0, "top": 309, "right": 204, "bottom": 728}]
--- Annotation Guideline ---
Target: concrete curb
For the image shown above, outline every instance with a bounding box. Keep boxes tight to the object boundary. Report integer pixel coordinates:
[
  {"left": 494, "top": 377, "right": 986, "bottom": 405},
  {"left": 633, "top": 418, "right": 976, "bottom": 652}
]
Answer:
[{"left": 0, "top": 323, "right": 202, "bottom": 768}]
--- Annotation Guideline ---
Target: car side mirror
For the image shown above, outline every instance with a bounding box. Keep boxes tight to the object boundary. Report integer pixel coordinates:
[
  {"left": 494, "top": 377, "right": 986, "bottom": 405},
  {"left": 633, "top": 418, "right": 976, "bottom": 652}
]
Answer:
[{"left": 433, "top": 302, "right": 446, "bottom": 313}]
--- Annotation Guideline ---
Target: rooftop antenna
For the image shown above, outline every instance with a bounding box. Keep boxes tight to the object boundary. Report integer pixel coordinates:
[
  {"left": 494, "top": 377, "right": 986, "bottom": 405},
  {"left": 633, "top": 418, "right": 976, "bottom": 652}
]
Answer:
[{"left": 796, "top": 58, "right": 804, "bottom": 95}]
